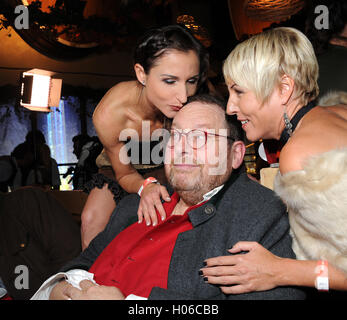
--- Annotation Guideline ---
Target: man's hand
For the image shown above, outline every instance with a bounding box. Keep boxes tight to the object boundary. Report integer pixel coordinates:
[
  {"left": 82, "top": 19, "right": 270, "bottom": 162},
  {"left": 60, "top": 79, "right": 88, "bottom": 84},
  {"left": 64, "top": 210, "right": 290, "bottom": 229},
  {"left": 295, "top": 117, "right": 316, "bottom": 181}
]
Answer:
[
  {"left": 49, "top": 280, "right": 74, "bottom": 300},
  {"left": 64, "top": 280, "right": 125, "bottom": 300},
  {"left": 137, "top": 183, "right": 171, "bottom": 226}
]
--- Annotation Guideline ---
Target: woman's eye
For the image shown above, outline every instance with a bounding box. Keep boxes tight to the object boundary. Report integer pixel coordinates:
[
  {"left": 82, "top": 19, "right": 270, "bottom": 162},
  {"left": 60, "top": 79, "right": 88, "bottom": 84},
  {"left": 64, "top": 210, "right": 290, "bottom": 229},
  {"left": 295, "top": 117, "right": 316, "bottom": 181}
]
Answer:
[
  {"left": 233, "top": 87, "right": 243, "bottom": 96},
  {"left": 187, "top": 78, "right": 198, "bottom": 84},
  {"left": 163, "top": 79, "right": 176, "bottom": 85},
  {"left": 229, "top": 84, "right": 243, "bottom": 96}
]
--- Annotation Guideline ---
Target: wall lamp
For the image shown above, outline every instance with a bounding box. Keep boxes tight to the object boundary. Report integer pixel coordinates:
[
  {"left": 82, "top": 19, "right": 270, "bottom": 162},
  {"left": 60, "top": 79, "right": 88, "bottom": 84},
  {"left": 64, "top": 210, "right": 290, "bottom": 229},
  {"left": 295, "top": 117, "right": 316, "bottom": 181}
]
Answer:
[{"left": 20, "top": 69, "right": 62, "bottom": 112}]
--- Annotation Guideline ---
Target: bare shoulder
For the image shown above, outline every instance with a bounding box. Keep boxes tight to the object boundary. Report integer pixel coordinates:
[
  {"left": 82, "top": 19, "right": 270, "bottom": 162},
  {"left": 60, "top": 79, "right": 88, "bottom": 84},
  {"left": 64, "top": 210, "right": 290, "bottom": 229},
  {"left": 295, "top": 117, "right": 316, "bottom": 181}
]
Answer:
[
  {"left": 322, "top": 104, "right": 347, "bottom": 119},
  {"left": 92, "top": 81, "right": 137, "bottom": 146},
  {"left": 279, "top": 106, "right": 347, "bottom": 174},
  {"left": 93, "top": 81, "right": 138, "bottom": 125},
  {"left": 93, "top": 81, "right": 135, "bottom": 120},
  {"left": 279, "top": 136, "right": 308, "bottom": 174}
]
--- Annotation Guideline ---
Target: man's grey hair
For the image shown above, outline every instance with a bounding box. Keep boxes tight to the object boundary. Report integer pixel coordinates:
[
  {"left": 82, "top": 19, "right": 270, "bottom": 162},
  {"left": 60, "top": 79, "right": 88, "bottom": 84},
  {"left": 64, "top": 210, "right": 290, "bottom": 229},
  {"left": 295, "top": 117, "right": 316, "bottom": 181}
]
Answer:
[{"left": 185, "top": 94, "right": 244, "bottom": 143}]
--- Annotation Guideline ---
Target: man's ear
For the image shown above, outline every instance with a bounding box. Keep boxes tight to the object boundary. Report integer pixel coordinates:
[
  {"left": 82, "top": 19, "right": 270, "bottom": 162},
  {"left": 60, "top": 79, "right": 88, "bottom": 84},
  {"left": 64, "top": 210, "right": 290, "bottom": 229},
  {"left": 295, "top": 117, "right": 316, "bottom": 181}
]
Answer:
[
  {"left": 279, "top": 74, "right": 295, "bottom": 105},
  {"left": 134, "top": 63, "right": 146, "bottom": 84},
  {"left": 230, "top": 141, "right": 246, "bottom": 170}
]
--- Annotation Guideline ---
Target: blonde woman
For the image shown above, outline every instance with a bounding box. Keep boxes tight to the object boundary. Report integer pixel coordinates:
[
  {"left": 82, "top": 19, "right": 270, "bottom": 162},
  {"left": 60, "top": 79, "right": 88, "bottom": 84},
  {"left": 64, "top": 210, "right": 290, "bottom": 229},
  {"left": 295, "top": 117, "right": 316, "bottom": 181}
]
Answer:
[{"left": 201, "top": 27, "right": 347, "bottom": 296}]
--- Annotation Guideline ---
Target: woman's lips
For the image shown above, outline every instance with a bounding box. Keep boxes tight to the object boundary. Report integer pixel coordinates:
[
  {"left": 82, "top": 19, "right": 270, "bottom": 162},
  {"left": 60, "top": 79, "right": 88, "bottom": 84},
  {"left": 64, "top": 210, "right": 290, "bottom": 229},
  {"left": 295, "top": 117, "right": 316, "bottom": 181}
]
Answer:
[
  {"left": 240, "top": 119, "right": 249, "bottom": 129},
  {"left": 171, "top": 105, "right": 182, "bottom": 112}
]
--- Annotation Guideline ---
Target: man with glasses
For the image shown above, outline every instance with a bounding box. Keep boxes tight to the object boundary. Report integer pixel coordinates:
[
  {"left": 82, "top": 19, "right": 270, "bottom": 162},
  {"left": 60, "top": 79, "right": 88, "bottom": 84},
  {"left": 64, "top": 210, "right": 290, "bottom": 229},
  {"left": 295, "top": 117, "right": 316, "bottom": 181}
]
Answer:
[{"left": 32, "top": 94, "right": 305, "bottom": 300}]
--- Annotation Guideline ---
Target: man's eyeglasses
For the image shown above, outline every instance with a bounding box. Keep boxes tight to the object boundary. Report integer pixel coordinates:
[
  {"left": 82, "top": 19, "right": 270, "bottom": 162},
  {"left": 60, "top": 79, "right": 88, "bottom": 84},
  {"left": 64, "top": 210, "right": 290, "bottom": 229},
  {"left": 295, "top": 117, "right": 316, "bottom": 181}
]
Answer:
[{"left": 167, "top": 129, "right": 234, "bottom": 150}]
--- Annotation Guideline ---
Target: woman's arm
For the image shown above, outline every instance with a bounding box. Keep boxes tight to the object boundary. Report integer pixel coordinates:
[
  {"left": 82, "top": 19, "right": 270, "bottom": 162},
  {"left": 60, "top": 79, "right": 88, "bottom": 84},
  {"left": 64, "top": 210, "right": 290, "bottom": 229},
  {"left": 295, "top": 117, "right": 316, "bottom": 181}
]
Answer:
[
  {"left": 201, "top": 242, "right": 347, "bottom": 294},
  {"left": 275, "top": 257, "right": 347, "bottom": 291},
  {"left": 93, "top": 86, "right": 170, "bottom": 226}
]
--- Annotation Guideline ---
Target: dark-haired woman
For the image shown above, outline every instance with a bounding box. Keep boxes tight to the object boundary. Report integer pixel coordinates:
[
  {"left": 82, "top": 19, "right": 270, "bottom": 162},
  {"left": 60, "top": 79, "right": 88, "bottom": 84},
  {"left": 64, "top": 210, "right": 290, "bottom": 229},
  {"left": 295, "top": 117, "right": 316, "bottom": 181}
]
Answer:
[{"left": 81, "top": 25, "right": 209, "bottom": 249}]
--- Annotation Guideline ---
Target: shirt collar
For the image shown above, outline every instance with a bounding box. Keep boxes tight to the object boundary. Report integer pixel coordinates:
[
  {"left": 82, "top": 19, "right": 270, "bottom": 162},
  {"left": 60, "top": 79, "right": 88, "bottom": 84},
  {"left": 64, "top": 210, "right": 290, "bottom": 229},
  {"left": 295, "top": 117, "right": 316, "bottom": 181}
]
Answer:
[
  {"left": 198, "top": 184, "right": 224, "bottom": 204},
  {"left": 164, "top": 184, "right": 225, "bottom": 217}
]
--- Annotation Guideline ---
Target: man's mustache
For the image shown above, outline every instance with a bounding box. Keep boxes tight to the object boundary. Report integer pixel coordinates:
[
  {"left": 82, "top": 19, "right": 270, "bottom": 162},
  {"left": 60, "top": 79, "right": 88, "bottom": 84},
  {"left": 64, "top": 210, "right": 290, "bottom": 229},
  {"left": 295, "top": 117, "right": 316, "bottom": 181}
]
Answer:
[{"left": 169, "top": 157, "right": 201, "bottom": 166}]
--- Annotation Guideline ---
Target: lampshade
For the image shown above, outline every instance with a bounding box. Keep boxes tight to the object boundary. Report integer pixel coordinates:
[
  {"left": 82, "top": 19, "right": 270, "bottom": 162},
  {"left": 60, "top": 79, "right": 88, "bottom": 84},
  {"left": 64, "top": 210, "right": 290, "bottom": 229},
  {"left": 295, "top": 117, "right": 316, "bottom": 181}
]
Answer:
[
  {"left": 244, "top": 0, "right": 306, "bottom": 22},
  {"left": 176, "top": 15, "right": 211, "bottom": 47},
  {"left": 20, "top": 69, "right": 62, "bottom": 112}
]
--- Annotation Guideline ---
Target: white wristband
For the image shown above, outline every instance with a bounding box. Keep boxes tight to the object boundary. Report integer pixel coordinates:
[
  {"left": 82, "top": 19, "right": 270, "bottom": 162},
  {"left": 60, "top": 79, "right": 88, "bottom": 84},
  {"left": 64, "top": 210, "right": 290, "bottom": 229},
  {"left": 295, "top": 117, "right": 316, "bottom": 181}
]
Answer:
[
  {"left": 315, "top": 276, "right": 329, "bottom": 291},
  {"left": 314, "top": 260, "right": 329, "bottom": 291},
  {"left": 137, "top": 184, "right": 144, "bottom": 196},
  {"left": 137, "top": 177, "right": 158, "bottom": 196}
]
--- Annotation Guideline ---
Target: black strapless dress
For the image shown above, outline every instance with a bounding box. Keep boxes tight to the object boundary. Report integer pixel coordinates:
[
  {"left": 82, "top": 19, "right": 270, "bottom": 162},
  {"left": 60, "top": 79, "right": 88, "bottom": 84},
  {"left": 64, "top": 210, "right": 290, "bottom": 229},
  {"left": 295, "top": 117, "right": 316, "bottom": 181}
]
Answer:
[{"left": 84, "top": 139, "right": 165, "bottom": 203}]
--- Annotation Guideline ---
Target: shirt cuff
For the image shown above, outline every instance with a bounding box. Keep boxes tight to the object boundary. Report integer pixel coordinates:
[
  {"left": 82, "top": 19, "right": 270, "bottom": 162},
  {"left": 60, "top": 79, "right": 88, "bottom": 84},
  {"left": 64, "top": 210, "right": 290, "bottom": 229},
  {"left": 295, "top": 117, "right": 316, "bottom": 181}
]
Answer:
[
  {"left": 30, "top": 269, "right": 96, "bottom": 300},
  {"left": 125, "top": 294, "right": 147, "bottom": 300},
  {"left": 30, "top": 269, "right": 145, "bottom": 300}
]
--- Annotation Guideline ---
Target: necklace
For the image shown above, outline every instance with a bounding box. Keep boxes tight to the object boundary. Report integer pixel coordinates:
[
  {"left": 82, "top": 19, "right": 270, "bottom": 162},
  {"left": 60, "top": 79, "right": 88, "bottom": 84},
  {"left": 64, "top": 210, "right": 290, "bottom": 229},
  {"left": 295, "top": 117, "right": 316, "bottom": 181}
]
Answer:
[{"left": 280, "top": 100, "right": 317, "bottom": 145}]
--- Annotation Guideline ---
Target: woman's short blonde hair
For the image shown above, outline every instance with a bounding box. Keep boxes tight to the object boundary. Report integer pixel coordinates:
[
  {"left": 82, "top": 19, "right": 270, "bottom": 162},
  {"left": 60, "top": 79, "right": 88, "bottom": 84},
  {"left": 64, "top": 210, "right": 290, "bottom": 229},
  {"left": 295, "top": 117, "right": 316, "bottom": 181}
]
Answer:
[{"left": 223, "top": 27, "right": 319, "bottom": 106}]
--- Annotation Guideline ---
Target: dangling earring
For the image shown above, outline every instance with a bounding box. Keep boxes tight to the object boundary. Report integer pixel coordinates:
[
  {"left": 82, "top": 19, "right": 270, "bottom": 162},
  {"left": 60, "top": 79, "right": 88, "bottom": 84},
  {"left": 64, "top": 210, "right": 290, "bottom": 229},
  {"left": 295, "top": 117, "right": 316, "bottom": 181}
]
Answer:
[
  {"left": 142, "top": 81, "right": 146, "bottom": 86},
  {"left": 283, "top": 105, "right": 293, "bottom": 137}
]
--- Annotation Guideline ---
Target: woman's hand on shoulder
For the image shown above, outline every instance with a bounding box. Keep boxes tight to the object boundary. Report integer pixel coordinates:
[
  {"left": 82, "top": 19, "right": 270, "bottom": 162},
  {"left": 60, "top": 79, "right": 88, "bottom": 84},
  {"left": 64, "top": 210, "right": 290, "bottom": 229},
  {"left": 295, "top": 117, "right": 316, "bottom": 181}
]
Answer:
[{"left": 137, "top": 183, "right": 171, "bottom": 227}]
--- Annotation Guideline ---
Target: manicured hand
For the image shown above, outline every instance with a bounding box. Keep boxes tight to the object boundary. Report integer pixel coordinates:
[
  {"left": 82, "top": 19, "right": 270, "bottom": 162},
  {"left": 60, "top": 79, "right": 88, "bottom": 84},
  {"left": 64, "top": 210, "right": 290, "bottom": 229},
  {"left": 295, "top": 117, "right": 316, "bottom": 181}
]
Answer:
[
  {"left": 137, "top": 183, "right": 171, "bottom": 226},
  {"left": 200, "top": 241, "right": 283, "bottom": 294}
]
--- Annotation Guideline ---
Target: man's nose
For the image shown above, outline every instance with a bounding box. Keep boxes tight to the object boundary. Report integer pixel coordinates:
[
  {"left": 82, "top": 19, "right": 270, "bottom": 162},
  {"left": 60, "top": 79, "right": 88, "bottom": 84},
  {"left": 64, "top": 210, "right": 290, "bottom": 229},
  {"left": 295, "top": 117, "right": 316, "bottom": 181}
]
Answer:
[
  {"left": 226, "top": 93, "right": 239, "bottom": 115},
  {"left": 176, "top": 133, "right": 188, "bottom": 153},
  {"left": 173, "top": 133, "right": 191, "bottom": 162}
]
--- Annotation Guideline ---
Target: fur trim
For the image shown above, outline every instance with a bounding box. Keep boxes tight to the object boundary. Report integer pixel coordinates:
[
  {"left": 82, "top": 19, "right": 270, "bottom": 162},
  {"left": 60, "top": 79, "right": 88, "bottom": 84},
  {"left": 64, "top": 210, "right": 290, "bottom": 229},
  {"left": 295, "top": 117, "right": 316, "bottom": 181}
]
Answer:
[
  {"left": 274, "top": 148, "right": 347, "bottom": 273},
  {"left": 318, "top": 91, "right": 347, "bottom": 106}
]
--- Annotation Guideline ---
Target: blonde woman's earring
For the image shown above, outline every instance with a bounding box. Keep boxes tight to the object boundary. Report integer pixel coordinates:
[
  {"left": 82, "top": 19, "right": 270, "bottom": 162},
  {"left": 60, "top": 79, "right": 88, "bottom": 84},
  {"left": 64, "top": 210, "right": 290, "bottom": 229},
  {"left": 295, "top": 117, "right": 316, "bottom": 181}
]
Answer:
[{"left": 283, "top": 106, "right": 293, "bottom": 137}]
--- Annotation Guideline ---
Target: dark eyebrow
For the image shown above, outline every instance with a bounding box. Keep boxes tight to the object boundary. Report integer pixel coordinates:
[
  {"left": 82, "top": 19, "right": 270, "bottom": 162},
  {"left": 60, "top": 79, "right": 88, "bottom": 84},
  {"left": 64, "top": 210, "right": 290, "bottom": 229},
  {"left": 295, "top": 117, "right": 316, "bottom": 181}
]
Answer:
[
  {"left": 160, "top": 74, "right": 200, "bottom": 79},
  {"left": 160, "top": 74, "right": 178, "bottom": 79}
]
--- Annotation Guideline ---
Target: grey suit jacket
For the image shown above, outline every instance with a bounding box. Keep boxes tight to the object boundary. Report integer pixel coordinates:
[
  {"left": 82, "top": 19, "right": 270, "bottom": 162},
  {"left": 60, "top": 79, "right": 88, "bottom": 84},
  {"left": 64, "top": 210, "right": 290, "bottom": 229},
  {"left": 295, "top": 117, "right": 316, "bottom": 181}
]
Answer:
[{"left": 61, "top": 172, "right": 306, "bottom": 300}]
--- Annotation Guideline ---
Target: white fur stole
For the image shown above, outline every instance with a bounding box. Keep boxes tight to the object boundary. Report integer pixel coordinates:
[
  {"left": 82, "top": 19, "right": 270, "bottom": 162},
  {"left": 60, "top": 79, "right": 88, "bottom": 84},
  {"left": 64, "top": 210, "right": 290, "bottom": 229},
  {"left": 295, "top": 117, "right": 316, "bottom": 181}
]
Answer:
[{"left": 274, "top": 148, "right": 347, "bottom": 273}]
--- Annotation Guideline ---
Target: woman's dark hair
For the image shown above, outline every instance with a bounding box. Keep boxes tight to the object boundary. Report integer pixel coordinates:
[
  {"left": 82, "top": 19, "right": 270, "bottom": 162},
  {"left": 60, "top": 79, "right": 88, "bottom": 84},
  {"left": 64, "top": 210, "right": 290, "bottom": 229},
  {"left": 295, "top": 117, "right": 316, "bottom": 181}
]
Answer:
[{"left": 133, "top": 24, "right": 209, "bottom": 88}]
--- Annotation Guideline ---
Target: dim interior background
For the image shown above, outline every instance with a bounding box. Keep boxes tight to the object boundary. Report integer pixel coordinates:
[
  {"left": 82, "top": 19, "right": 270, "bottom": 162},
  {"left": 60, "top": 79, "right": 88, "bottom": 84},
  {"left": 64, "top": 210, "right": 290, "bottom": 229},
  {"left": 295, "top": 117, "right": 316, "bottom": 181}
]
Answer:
[{"left": 0, "top": 0, "right": 325, "bottom": 189}]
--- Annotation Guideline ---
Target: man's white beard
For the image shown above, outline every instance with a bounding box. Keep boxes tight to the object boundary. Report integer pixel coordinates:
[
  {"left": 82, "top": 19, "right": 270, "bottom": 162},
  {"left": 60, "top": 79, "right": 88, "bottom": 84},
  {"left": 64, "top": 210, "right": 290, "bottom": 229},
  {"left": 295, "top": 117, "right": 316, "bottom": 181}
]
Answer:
[
  {"left": 169, "top": 166, "right": 202, "bottom": 191},
  {"left": 167, "top": 165, "right": 228, "bottom": 206},
  {"left": 168, "top": 166, "right": 204, "bottom": 206}
]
